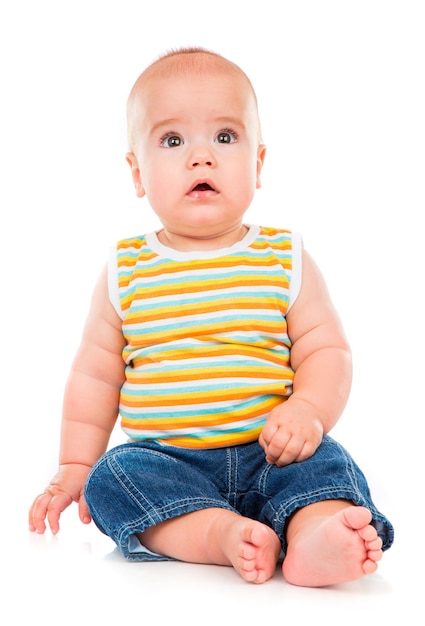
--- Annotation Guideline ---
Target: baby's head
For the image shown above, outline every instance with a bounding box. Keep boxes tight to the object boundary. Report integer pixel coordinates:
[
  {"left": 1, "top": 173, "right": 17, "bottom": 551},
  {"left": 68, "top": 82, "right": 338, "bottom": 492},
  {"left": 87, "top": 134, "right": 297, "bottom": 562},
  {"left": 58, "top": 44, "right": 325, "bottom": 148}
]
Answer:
[
  {"left": 125, "top": 48, "right": 266, "bottom": 249},
  {"left": 127, "top": 47, "right": 262, "bottom": 151}
]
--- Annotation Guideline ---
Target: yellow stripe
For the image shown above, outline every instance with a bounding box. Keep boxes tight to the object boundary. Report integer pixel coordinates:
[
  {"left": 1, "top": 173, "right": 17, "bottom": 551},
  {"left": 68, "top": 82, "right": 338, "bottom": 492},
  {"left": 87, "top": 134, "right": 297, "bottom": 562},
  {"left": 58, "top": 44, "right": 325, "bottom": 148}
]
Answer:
[
  {"left": 140, "top": 428, "right": 264, "bottom": 448},
  {"left": 130, "top": 343, "right": 290, "bottom": 367},
  {"left": 120, "top": 386, "right": 287, "bottom": 409},
  {"left": 123, "top": 321, "right": 289, "bottom": 347}
]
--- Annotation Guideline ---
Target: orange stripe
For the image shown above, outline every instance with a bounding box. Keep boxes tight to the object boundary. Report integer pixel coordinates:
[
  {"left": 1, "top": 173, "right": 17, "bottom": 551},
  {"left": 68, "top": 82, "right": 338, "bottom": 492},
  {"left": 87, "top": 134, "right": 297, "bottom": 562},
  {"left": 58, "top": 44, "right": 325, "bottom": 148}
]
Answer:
[
  {"left": 125, "top": 301, "right": 287, "bottom": 324},
  {"left": 126, "top": 367, "right": 291, "bottom": 384},
  {"left": 136, "top": 430, "right": 263, "bottom": 448},
  {"left": 118, "top": 277, "right": 290, "bottom": 309},
  {"left": 120, "top": 386, "right": 287, "bottom": 408},
  {"left": 124, "top": 347, "right": 290, "bottom": 369},
  {"left": 123, "top": 323, "right": 289, "bottom": 348},
  {"left": 121, "top": 397, "right": 283, "bottom": 429}
]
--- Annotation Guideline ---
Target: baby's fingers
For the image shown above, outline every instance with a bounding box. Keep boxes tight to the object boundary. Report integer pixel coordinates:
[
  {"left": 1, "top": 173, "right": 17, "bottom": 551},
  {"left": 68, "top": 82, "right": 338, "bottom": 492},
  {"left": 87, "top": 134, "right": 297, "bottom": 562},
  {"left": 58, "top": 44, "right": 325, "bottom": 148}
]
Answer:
[
  {"left": 78, "top": 493, "right": 92, "bottom": 526},
  {"left": 29, "top": 492, "right": 53, "bottom": 534},
  {"left": 269, "top": 441, "right": 301, "bottom": 466},
  {"left": 29, "top": 490, "right": 72, "bottom": 535},
  {"left": 46, "top": 491, "right": 73, "bottom": 534},
  {"left": 264, "top": 432, "right": 293, "bottom": 465}
]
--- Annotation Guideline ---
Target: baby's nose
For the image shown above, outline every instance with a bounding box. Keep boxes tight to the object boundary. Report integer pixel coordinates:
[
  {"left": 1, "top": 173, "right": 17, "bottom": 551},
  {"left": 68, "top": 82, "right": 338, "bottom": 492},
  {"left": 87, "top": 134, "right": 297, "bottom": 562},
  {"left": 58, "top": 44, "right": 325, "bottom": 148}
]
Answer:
[
  {"left": 191, "top": 157, "right": 213, "bottom": 167},
  {"left": 188, "top": 144, "right": 216, "bottom": 168}
]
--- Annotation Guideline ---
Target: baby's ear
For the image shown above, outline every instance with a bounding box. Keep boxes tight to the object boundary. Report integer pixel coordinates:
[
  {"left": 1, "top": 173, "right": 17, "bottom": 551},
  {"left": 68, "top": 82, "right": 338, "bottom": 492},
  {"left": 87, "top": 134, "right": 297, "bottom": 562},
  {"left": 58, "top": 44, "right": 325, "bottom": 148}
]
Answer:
[
  {"left": 126, "top": 152, "right": 145, "bottom": 198},
  {"left": 256, "top": 144, "right": 266, "bottom": 189}
]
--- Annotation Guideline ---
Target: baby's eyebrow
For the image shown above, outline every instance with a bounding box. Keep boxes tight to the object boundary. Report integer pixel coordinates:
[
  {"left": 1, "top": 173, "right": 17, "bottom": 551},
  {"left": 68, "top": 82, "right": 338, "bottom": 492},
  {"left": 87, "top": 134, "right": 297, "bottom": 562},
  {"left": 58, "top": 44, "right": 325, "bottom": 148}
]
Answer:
[
  {"left": 149, "top": 118, "right": 182, "bottom": 135},
  {"left": 212, "top": 116, "right": 245, "bottom": 128},
  {"left": 149, "top": 116, "right": 246, "bottom": 135}
]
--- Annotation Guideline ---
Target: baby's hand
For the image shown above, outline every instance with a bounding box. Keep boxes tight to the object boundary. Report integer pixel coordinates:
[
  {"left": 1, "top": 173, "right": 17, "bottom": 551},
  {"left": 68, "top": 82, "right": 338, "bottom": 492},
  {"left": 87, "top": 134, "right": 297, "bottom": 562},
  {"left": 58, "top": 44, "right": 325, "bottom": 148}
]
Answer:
[
  {"left": 29, "top": 463, "right": 92, "bottom": 535},
  {"left": 258, "top": 399, "right": 324, "bottom": 466}
]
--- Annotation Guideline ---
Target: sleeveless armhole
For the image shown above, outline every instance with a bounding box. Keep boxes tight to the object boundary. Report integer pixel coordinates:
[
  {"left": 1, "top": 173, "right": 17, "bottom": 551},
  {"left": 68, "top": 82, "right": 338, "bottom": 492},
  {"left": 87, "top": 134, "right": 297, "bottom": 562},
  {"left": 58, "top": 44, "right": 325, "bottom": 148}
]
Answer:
[
  {"left": 108, "top": 245, "right": 125, "bottom": 320},
  {"left": 288, "top": 232, "right": 303, "bottom": 311}
]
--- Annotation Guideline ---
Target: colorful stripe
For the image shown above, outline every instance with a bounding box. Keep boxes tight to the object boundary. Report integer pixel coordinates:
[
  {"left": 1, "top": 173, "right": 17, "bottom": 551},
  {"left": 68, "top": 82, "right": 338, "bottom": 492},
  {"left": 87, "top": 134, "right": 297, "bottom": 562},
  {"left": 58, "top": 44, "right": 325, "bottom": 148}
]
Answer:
[{"left": 115, "top": 226, "right": 295, "bottom": 448}]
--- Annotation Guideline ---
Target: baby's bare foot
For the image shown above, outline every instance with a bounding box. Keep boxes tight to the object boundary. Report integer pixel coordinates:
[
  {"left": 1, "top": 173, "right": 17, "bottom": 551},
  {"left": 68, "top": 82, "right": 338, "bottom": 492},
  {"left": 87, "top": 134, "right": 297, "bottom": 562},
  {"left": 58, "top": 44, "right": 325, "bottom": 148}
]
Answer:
[
  {"left": 282, "top": 505, "right": 383, "bottom": 587},
  {"left": 140, "top": 508, "right": 281, "bottom": 583},
  {"left": 221, "top": 518, "right": 281, "bottom": 584}
]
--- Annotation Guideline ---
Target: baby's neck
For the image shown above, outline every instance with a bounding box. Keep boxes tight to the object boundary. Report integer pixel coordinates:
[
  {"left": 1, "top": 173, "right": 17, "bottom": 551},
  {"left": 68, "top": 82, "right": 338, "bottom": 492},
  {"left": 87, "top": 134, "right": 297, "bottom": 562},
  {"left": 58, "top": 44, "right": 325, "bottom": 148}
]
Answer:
[{"left": 157, "top": 225, "right": 249, "bottom": 252}]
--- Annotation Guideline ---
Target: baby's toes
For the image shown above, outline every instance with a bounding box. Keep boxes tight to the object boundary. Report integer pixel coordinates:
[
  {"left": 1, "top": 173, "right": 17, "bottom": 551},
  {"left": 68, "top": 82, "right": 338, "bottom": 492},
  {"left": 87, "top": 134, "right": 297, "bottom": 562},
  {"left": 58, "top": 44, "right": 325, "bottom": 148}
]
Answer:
[
  {"left": 367, "top": 548, "right": 383, "bottom": 563},
  {"left": 358, "top": 524, "right": 379, "bottom": 542},
  {"left": 366, "top": 535, "right": 383, "bottom": 551},
  {"left": 363, "top": 558, "right": 379, "bottom": 575},
  {"left": 238, "top": 559, "right": 262, "bottom": 583},
  {"left": 239, "top": 543, "right": 256, "bottom": 561}
]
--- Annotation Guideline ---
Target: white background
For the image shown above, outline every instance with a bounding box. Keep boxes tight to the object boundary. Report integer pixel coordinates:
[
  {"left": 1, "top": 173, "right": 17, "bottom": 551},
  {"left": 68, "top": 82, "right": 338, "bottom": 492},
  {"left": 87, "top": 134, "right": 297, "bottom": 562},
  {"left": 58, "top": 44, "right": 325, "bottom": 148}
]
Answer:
[{"left": 1, "top": 1, "right": 423, "bottom": 623}]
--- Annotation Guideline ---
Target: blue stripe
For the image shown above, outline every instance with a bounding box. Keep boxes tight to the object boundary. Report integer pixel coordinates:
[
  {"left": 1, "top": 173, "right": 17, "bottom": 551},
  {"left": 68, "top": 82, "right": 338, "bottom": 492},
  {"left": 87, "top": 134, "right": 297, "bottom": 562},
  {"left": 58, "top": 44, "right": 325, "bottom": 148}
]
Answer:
[
  {"left": 124, "top": 418, "right": 268, "bottom": 438},
  {"left": 126, "top": 290, "right": 289, "bottom": 313},
  {"left": 119, "top": 397, "right": 276, "bottom": 420},
  {"left": 120, "top": 265, "right": 287, "bottom": 288},
  {"left": 125, "top": 312, "right": 287, "bottom": 335},
  {"left": 121, "top": 381, "right": 291, "bottom": 397},
  {"left": 129, "top": 359, "right": 286, "bottom": 372}
]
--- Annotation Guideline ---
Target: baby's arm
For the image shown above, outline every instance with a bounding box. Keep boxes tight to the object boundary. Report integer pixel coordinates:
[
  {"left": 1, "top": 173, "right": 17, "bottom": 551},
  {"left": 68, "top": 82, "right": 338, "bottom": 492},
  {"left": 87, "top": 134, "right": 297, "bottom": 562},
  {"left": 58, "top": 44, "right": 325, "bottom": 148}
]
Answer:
[
  {"left": 29, "top": 265, "right": 126, "bottom": 534},
  {"left": 259, "top": 249, "right": 352, "bottom": 466}
]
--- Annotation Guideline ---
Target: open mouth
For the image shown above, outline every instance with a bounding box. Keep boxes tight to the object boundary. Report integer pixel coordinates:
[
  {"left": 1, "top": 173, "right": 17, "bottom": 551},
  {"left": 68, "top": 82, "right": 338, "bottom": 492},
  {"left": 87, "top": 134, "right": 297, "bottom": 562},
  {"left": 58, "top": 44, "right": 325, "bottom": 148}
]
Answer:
[
  {"left": 187, "top": 180, "right": 218, "bottom": 198},
  {"left": 192, "top": 182, "right": 215, "bottom": 192}
]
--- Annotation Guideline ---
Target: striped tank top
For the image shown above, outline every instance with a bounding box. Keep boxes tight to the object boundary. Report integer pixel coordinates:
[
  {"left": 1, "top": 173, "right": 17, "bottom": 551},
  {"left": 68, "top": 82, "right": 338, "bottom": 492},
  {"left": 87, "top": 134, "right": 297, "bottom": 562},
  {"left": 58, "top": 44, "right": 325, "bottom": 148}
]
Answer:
[{"left": 108, "top": 225, "right": 302, "bottom": 448}]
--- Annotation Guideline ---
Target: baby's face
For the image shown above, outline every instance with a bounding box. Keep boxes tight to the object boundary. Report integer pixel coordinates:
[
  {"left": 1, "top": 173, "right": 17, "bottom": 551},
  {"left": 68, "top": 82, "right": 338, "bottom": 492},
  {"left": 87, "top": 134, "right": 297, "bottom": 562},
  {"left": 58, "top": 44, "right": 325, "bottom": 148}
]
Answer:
[{"left": 127, "top": 69, "right": 265, "bottom": 247}]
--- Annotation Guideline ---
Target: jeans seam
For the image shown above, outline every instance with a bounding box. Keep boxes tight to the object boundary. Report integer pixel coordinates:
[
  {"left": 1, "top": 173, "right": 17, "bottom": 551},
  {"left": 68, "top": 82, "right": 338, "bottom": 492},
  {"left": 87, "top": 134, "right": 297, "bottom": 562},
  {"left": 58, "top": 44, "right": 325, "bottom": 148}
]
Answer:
[
  {"left": 225, "top": 447, "right": 237, "bottom": 507},
  {"left": 269, "top": 486, "right": 371, "bottom": 555},
  {"left": 258, "top": 462, "right": 273, "bottom": 494},
  {"left": 116, "top": 497, "right": 234, "bottom": 547},
  {"left": 108, "top": 454, "right": 162, "bottom": 526}
]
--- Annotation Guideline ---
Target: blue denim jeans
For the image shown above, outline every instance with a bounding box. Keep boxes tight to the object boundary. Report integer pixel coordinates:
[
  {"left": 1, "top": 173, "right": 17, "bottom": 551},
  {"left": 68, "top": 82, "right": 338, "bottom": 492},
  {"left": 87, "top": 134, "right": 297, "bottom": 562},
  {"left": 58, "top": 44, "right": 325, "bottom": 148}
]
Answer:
[{"left": 84, "top": 435, "right": 394, "bottom": 561}]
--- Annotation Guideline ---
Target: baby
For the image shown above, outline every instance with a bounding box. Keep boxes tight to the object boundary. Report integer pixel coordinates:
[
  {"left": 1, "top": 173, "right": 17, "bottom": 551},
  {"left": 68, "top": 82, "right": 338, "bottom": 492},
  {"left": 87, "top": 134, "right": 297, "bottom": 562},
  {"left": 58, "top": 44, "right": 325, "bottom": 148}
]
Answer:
[{"left": 29, "top": 47, "right": 394, "bottom": 586}]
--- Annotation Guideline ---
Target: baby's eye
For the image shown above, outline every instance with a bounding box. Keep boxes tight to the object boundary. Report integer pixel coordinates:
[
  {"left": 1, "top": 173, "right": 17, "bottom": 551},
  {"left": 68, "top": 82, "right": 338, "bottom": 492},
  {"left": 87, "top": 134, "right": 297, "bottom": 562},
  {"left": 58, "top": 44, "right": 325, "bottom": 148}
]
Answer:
[
  {"left": 215, "top": 129, "right": 238, "bottom": 144},
  {"left": 160, "top": 133, "right": 184, "bottom": 148}
]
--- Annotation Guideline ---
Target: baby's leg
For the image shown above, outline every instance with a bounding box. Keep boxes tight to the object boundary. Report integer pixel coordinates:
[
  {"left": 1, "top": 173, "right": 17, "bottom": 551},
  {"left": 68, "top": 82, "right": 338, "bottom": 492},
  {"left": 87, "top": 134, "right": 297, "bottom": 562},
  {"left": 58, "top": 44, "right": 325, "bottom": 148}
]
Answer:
[
  {"left": 282, "top": 500, "right": 383, "bottom": 587},
  {"left": 139, "top": 508, "right": 281, "bottom": 584}
]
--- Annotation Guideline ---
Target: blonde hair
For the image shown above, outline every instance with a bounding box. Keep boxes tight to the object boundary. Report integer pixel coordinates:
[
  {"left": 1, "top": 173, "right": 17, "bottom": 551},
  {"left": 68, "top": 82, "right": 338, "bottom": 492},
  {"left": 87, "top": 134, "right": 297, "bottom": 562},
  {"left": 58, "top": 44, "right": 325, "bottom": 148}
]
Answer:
[{"left": 127, "top": 47, "right": 261, "bottom": 148}]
